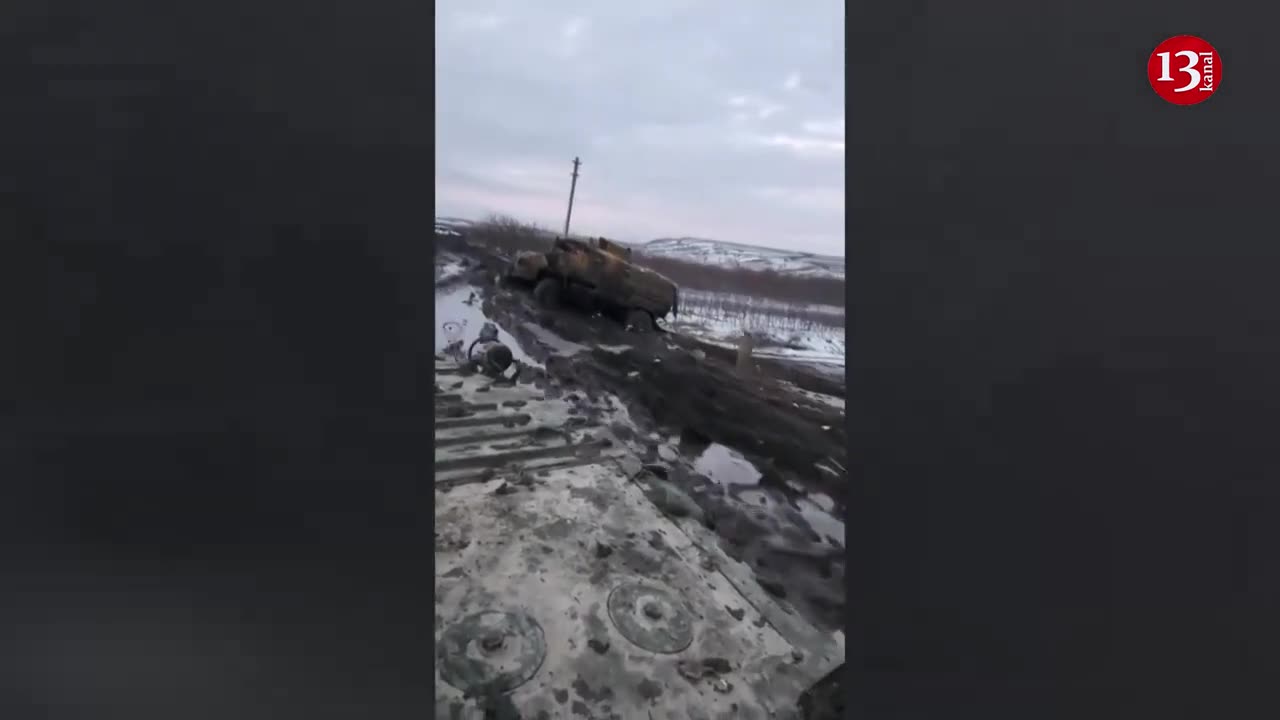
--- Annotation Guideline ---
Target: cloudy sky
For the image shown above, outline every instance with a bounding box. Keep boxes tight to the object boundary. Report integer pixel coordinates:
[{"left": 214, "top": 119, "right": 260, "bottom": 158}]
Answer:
[{"left": 435, "top": 1, "right": 845, "bottom": 256}]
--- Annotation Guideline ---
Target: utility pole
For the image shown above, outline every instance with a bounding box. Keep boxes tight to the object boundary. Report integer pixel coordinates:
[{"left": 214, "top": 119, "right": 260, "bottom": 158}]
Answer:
[{"left": 563, "top": 156, "right": 581, "bottom": 237}]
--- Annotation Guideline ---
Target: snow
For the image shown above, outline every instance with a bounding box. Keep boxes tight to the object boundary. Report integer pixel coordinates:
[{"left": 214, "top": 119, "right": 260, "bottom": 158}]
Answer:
[
  {"left": 693, "top": 443, "right": 764, "bottom": 486},
  {"left": 434, "top": 252, "right": 467, "bottom": 283},
  {"left": 778, "top": 381, "right": 846, "bottom": 411},
  {"left": 434, "top": 284, "right": 541, "bottom": 368},
  {"left": 796, "top": 494, "right": 845, "bottom": 546},
  {"left": 753, "top": 346, "right": 845, "bottom": 365},
  {"left": 639, "top": 237, "right": 844, "bottom": 279},
  {"left": 670, "top": 289, "right": 845, "bottom": 369},
  {"left": 435, "top": 216, "right": 475, "bottom": 230}
]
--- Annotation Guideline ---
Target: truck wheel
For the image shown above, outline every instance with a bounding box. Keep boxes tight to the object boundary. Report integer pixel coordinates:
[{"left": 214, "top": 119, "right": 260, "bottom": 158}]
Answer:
[
  {"left": 626, "top": 309, "right": 654, "bottom": 332},
  {"left": 533, "top": 277, "right": 560, "bottom": 308}
]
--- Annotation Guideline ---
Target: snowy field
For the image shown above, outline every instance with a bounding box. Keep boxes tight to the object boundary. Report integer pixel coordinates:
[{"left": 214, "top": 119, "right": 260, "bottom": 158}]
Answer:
[
  {"left": 668, "top": 289, "right": 845, "bottom": 367},
  {"left": 641, "top": 237, "right": 844, "bottom": 279},
  {"left": 434, "top": 217, "right": 471, "bottom": 236}
]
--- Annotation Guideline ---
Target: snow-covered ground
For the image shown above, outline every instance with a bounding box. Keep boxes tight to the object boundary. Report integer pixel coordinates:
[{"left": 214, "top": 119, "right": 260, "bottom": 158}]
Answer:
[
  {"left": 778, "top": 380, "right": 847, "bottom": 410},
  {"left": 435, "top": 284, "right": 542, "bottom": 368},
  {"left": 669, "top": 289, "right": 845, "bottom": 367},
  {"left": 434, "top": 251, "right": 467, "bottom": 284},
  {"left": 434, "top": 217, "right": 472, "bottom": 236},
  {"left": 639, "top": 237, "right": 844, "bottom": 280}
]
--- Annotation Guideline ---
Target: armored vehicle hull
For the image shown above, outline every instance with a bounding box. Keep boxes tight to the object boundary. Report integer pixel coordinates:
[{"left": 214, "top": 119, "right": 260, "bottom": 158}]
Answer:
[
  {"left": 434, "top": 364, "right": 844, "bottom": 719},
  {"left": 507, "top": 237, "right": 679, "bottom": 331}
]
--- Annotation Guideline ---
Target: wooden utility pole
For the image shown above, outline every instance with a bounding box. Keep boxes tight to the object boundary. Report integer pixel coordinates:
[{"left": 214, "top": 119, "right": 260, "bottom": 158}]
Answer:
[{"left": 563, "top": 156, "right": 581, "bottom": 236}]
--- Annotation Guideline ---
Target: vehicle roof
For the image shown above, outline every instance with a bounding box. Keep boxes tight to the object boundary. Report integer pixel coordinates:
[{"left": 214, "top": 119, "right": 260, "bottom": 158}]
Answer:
[{"left": 551, "top": 237, "right": 678, "bottom": 288}]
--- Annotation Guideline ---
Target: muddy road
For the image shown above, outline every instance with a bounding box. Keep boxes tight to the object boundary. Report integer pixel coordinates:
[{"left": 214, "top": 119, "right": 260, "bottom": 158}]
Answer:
[{"left": 436, "top": 235, "right": 848, "bottom": 634}]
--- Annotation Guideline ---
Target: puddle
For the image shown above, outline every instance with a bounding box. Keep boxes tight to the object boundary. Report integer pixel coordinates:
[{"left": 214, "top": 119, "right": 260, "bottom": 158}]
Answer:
[
  {"left": 732, "top": 484, "right": 844, "bottom": 548},
  {"left": 692, "top": 441, "right": 845, "bottom": 548},
  {"left": 692, "top": 443, "right": 762, "bottom": 486},
  {"left": 796, "top": 493, "right": 844, "bottom": 547},
  {"left": 435, "top": 284, "right": 540, "bottom": 367}
]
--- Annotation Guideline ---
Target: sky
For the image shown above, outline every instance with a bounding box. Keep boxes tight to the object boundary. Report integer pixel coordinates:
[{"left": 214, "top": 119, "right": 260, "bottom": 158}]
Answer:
[{"left": 435, "top": 0, "right": 845, "bottom": 256}]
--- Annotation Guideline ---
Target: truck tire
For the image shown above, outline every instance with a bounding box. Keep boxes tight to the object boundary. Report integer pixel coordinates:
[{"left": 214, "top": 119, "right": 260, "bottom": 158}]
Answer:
[
  {"left": 626, "top": 309, "right": 654, "bottom": 332},
  {"left": 533, "top": 277, "right": 560, "bottom": 309}
]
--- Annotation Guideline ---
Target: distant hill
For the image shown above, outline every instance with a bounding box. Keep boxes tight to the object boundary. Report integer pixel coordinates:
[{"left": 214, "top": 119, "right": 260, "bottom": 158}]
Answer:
[
  {"left": 434, "top": 217, "right": 844, "bottom": 279},
  {"left": 434, "top": 217, "right": 475, "bottom": 237},
  {"left": 638, "top": 237, "right": 844, "bottom": 279}
]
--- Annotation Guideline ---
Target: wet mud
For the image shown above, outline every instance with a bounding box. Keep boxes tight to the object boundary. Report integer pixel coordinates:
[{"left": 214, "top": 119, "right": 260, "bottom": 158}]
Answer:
[{"left": 475, "top": 275, "right": 847, "bottom": 503}]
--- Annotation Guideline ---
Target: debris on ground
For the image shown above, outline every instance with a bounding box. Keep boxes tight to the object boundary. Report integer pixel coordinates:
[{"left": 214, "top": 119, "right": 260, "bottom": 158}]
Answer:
[{"left": 676, "top": 657, "right": 735, "bottom": 691}]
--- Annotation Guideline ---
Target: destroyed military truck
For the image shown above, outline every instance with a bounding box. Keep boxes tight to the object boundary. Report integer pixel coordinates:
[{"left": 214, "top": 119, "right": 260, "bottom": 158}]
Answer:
[{"left": 507, "top": 236, "right": 679, "bottom": 332}]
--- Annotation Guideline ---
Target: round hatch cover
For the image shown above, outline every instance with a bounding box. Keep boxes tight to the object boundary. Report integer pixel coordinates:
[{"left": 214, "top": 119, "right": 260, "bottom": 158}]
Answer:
[
  {"left": 438, "top": 611, "right": 547, "bottom": 694},
  {"left": 607, "top": 582, "right": 694, "bottom": 654}
]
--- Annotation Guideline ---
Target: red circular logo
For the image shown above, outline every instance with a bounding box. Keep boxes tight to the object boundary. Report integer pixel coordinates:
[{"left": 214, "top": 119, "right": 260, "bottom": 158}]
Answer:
[{"left": 1148, "top": 35, "right": 1221, "bottom": 105}]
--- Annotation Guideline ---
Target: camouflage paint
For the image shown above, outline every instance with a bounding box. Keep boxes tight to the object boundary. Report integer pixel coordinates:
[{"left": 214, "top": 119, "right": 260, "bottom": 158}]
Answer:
[{"left": 511, "top": 237, "right": 678, "bottom": 318}]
